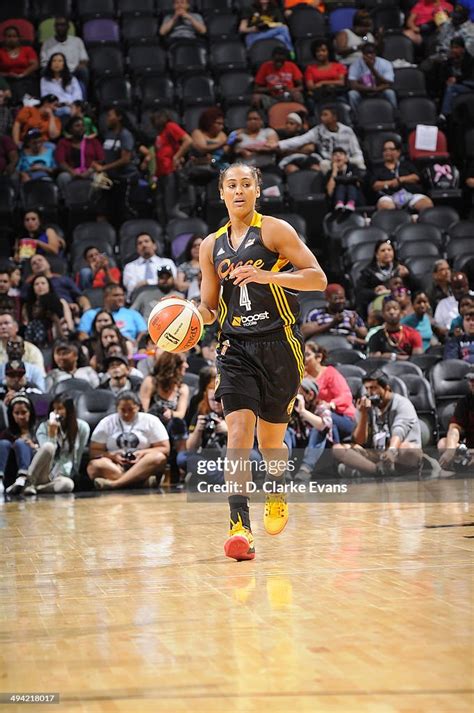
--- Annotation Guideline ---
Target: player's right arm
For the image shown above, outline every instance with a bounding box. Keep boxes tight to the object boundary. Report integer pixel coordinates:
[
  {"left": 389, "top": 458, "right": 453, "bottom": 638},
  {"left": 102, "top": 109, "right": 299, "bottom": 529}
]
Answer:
[{"left": 198, "top": 234, "right": 220, "bottom": 325}]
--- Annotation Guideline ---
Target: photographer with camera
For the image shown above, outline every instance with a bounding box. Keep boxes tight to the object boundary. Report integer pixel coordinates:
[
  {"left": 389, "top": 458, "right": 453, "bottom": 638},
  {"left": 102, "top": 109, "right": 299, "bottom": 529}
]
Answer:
[
  {"left": 334, "top": 370, "right": 422, "bottom": 477},
  {"left": 437, "top": 371, "right": 474, "bottom": 471}
]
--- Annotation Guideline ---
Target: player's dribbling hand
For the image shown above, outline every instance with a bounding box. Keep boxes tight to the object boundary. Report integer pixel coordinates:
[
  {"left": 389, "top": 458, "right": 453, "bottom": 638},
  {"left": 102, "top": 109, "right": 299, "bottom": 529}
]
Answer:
[{"left": 230, "top": 265, "right": 269, "bottom": 286}]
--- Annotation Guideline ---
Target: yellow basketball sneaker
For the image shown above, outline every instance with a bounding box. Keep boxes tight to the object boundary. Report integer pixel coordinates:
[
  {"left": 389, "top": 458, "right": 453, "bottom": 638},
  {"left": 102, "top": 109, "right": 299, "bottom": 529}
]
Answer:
[
  {"left": 264, "top": 492, "right": 289, "bottom": 535},
  {"left": 224, "top": 515, "right": 255, "bottom": 561}
]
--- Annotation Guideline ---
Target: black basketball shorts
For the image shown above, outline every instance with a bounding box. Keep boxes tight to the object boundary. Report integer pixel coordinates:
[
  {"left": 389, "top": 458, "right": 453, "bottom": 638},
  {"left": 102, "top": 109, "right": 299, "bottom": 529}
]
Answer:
[{"left": 214, "top": 327, "right": 304, "bottom": 423}]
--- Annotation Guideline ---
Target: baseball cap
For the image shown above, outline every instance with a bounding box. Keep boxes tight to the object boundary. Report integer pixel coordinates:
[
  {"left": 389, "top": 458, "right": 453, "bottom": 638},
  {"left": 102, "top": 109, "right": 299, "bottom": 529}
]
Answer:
[
  {"left": 300, "top": 378, "right": 319, "bottom": 396},
  {"left": 157, "top": 265, "right": 173, "bottom": 277},
  {"left": 104, "top": 354, "right": 128, "bottom": 369},
  {"left": 54, "top": 340, "right": 78, "bottom": 353},
  {"left": 5, "top": 360, "right": 26, "bottom": 377},
  {"left": 287, "top": 112, "right": 302, "bottom": 125}
]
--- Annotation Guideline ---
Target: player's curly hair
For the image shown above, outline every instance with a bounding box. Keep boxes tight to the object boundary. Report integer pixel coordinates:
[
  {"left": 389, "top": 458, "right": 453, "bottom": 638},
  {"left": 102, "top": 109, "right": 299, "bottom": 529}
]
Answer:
[{"left": 218, "top": 163, "right": 262, "bottom": 191}]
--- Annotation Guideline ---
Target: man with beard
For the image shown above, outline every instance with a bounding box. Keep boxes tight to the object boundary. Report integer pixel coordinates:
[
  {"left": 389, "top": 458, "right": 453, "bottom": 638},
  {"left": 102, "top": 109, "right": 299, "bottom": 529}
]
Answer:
[
  {"left": 131, "top": 266, "right": 182, "bottom": 321},
  {"left": 302, "top": 283, "right": 367, "bottom": 346}
]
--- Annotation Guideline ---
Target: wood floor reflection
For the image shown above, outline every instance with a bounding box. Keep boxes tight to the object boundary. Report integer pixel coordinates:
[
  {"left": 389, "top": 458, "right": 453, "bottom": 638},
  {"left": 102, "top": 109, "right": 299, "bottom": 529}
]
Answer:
[{"left": 1, "top": 480, "right": 473, "bottom": 713}]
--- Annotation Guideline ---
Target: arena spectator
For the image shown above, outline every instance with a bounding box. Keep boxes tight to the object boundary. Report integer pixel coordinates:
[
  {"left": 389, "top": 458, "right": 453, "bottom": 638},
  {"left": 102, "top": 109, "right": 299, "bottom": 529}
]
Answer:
[
  {"left": 449, "top": 294, "right": 474, "bottom": 334},
  {"left": 17, "top": 129, "right": 57, "bottom": 184},
  {"left": 438, "top": 370, "right": 474, "bottom": 468},
  {"left": 444, "top": 308, "right": 474, "bottom": 361},
  {"left": 0, "top": 312, "right": 45, "bottom": 373},
  {"left": 175, "top": 235, "right": 203, "bottom": 295},
  {"left": 348, "top": 43, "right": 397, "bottom": 111},
  {"left": 56, "top": 116, "right": 105, "bottom": 196},
  {"left": 0, "top": 395, "right": 37, "bottom": 487},
  {"left": 305, "top": 40, "right": 347, "bottom": 106},
  {"left": 22, "top": 254, "right": 89, "bottom": 318},
  {"left": 89, "top": 322, "right": 134, "bottom": 372},
  {"left": 272, "top": 111, "right": 320, "bottom": 174},
  {"left": 0, "top": 335, "right": 45, "bottom": 391},
  {"left": 302, "top": 283, "right": 367, "bottom": 345},
  {"left": 271, "top": 106, "right": 365, "bottom": 173},
  {"left": 335, "top": 370, "right": 422, "bottom": 476},
  {"left": 87, "top": 391, "right": 170, "bottom": 490},
  {"left": 152, "top": 110, "right": 192, "bottom": 222},
  {"left": 401, "top": 291, "right": 445, "bottom": 351},
  {"left": 439, "top": 37, "right": 474, "bottom": 119},
  {"left": 233, "top": 109, "right": 278, "bottom": 168},
  {"left": 40, "top": 17, "right": 89, "bottom": 86},
  {"left": 123, "top": 233, "right": 177, "bottom": 300},
  {"left": 69, "top": 101, "right": 97, "bottom": 136},
  {"left": 434, "top": 271, "right": 473, "bottom": 329},
  {"left": 0, "top": 26, "right": 39, "bottom": 103},
  {"left": 22, "top": 275, "right": 74, "bottom": 347},
  {"left": 370, "top": 139, "right": 433, "bottom": 213},
  {"left": 0, "top": 133, "right": 18, "bottom": 178},
  {"left": 40, "top": 53, "right": 83, "bottom": 113},
  {"left": 99, "top": 354, "right": 142, "bottom": 397},
  {"left": 185, "top": 365, "right": 216, "bottom": 424},
  {"left": 239, "top": 0, "right": 293, "bottom": 52},
  {"left": 12, "top": 95, "right": 61, "bottom": 147},
  {"left": 356, "top": 240, "right": 417, "bottom": 318},
  {"left": 303, "top": 342, "right": 356, "bottom": 442},
  {"left": 15, "top": 211, "right": 65, "bottom": 262},
  {"left": 78, "top": 284, "right": 147, "bottom": 342},
  {"left": 76, "top": 245, "right": 120, "bottom": 291},
  {"left": 276, "top": 110, "right": 308, "bottom": 140},
  {"left": 432, "top": 4, "right": 474, "bottom": 56},
  {"left": 0, "top": 360, "right": 43, "bottom": 405},
  {"left": 368, "top": 298, "right": 424, "bottom": 359},
  {"left": 428, "top": 259, "right": 452, "bottom": 309},
  {"left": 131, "top": 266, "right": 180, "bottom": 321},
  {"left": 334, "top": 10, "right": 376, "bottom": 66},
  {"left": 325, "top": 147, "right": 364, "bottom": 212},
  {"left": 291, "top": 378, "right": 336, "bottom": 482},
  {"left": 140, "top": 351, "right": 190, "bottom": 422},
  {"left": 190, "top": 107, "right": 230, "bottom": 174},
  {"left": 253, "top": 47, "right": 304, "bottom": 109},
  {"left": 45, "top": 339, "right": 100, "bottom": 391},
  {"left": 405, "top": 0, "right": 454, "bottom": 45},
  {"left": 13, "top": 394, "right": 90, "bottom": 496},
  {"left": 159, "top": 0, "right": 207, "bottom": 44}
]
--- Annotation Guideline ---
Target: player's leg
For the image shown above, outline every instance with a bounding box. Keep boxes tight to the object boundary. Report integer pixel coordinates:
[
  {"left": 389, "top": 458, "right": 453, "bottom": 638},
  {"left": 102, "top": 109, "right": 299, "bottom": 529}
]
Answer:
[
  {"left": 221, "top": 399, "right": 258, "bottom": 561},
  {"left": 257, "top": 419, "right": 291, "bottom": 536}
]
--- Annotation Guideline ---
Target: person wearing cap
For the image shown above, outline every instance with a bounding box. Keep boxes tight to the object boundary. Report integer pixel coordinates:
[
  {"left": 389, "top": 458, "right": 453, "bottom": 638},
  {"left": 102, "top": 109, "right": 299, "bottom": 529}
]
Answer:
[
  {"left": 99, "top": 353, "right": 142, "bottom": 397},
  {"left": 434, "top": 271, "right": 474, "bottom": 330},
  {"left": 131, "top": 265, "right": 181, "bottom": 321},
  {"left": 253, "top": 47, "right": 304, "bottom": 109},
  {"left": 0, "top": 335, "right": 45, "bottom": 391},
  {"left": 12, "top": 95, "right": 61, "bottom": 148},
  {"left": 0, "top": 360, "right": 43, "bottom": 405},
  {"left": 302, "top": 283, "right": 367, "bottom": 346},
  {"left": 17, "top": 129, "right": 57, "bottom": 184},
  {"left": 123, "top": 232, "right": 177, "bottom": 300},
  {"left": 275, "top": 111, "right": 322, "bottom": 174},
  {"left": 45, "top": 339, "right": 100, "bottom": 392},
  {"left": 0, "top": 311, "right": 45, "bottom": 374},
  {"left": 348, "top": 43, "right": 397, "bottom": 112},
  {"left": 444, "top": 307, "right": 474, "bottom": 362},
  {"left": 437, "top": 370, "right": 474, "bottom": 469}
]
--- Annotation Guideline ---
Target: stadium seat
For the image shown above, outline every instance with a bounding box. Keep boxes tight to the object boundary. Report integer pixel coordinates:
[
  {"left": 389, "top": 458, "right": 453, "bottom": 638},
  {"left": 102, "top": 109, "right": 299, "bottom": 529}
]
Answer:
[
  {"left": 327, "top": 349, "right": 366, "bottom": 366},
  {"left": 0, "top": 177, "right": 17, "bottom": 218},
  {"left": 372, "top": 6, "right": 402, "bottom": 32},
  {"left": 5, "top": 0, "right": 33, "bottom": 20},
  {"left": 363, "top": 131, "right": 403, "bottom": 166},
  {"left": 128, "top": 45, "right": 167, "bottom": 77},
  {"left": 323, "top": 211, "right": 365, "bottom": 241},
  {"left": 83, "top": 19, "right": 120, "bottom": 46},
  {"left": 355, "top": 98, "right": 396, "bottom": 132},
  {"left": 218, "top": 72, "right": 253, "bottom": 106},
  {"left": 447, "top": 220, "right": 474, "bottom": 240},
  {"left": 438, "top": 401, "right": 457, "bottom": 435},
  {"left": 140, "top": 76, "right": 174, "bottom": 109},
  {"left": 382, "top": 34, "right": 415, "bottom": 63},
  {"left": 119, "top": 219, "right": 164, "bottom": 262},
  {"left": 387, "top": 375, "right": 409, "bottom": 398},
  {"left": 73, "top": 221, "right": 117, "bottom": 251},
  {"left": 225, "top": 104, "right": 252, "bottom": 131},
  {"left": 399, "top": 98, "right": 437, "bottom": 131},
  {"left": 294, "top": 38, "right": 316, "bottom": 69},
  {"left": 210, "top": 41, "right": 248, "bottom": 73},
  {"left": 259, "top": 172, "right": 286, "bottom": 214},
  {"left": 207, "top": 13, "right": 239, "bottom": 40},
  {"left": 393, "top": 68, "right": 426, "bottom": 99},
  {"left": 75, "top": 390, "right": 117, "bottom": 431},
  {"left": 447, "top": 238, "right": 474, "bottom": 263},
  {"left": 121, "top": 16, "right": 159, "bottom": 46},
  {"left": 287, "top": 171, "right": 327, "bottom": 241},
  {"left": 248, "top": 38, "right": 287, "bottom": 69},
  {"left": 63, "top": 178, "right": 95, "bottom": 221},
  {"left": 404, "top": 257, "right": 438, "bottom": 285},
  {"left": 117, "top": 0, "right": 155, "bottom": 16},
  {"left": 89, "top": 46, "right": 124, "bottom": 78},
  {"left": 357, "top": 356, "right": 390, "bottom": 371},
  {"left": 308, "top": 335, "right": 353, "bottom": 352},
  {"left": 430, "top": 359, "right": 470, "bottom": 402},
  {"left": 345, "top": 242, "right": 380, "bottom": 267},
  {"left": 96, "top": 77, "right": 132, "bottom": 107},
  {"left": 337, "top": 364, "right": 366, "bottom": 379},
  {"left": 410, "top": 353, "right": 442, "bottom": 376},
  {"left": 53, "top": 378, "right": 93, "bottom": 397},
  {"left": 287, "top": 6, "right": 326, "bottom": 39},
  {"left": 394, "top": 223, "right": 444, "bottom": 249},
  {"left": 268, "top": 102, "right": 307, "bottom": 130},
  {"left": 200, "top": 0, "right": 233, "bottom": 15},
  {"left": 83, "top": 287, "right": 105, "bottom": 308},
  {"left": 346, "top": 375, "right": 364, "bottom": 400},
  {"left": 21, "top": 181, "right": 59, "bottom": 217},
  {"left": 408, "top": 128, "right": 449, "bottom": 163},
  {"left": 370, "top": 209, "right": 411, "bottom": 235},
  {"left": 381, "top": 361, "right": 423, "bottom": 378},
  {"left": 166, "top": 217, "right": 208, "bottom": 248},
  {"left": 418, "top": 206, "right": 459, "bottom": 232},
  {"left": 205, "top": 177, "right": 228, "bottom": 225},
  {"left": 183, "top": 105, "right": 212, "bottom": 133},
  {"left": 169, "top": 43, "right": 207, "bottom": 75},
  {"left": 341, "top": 226, "right": 388, "bottom": 250},
  {"left": 0, "top": 19, "right": 35, "bottom": 43},
  {"left": 328, "top": 8, "right": 357, "bottom": 34},
  {"left": 77, "top": 0, "right": 116, "bottom": 20},
  {"left": 398, "top": 241, "right": 440, "bottom": 260},
  {"left": 179, "top": 75, "right": 215, "bottom": 108},
  {"left": 397, "top": 373, "right": 438, "bottom": 445}
]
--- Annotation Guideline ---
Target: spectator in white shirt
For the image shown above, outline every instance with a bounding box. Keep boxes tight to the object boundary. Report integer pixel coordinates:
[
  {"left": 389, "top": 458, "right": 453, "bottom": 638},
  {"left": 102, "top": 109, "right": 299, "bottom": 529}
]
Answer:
[
  {"left": 434, "top": 272, "right": 473, "bottom": 330},
  {"left": 40, "top": 17, "right": 89, "bottom": 86},
  {"left": 122, "top": 233, "right": 177, "bottom": 300},
  {"left": 40, "top": 53, "right": 83, "bottom": 112}
]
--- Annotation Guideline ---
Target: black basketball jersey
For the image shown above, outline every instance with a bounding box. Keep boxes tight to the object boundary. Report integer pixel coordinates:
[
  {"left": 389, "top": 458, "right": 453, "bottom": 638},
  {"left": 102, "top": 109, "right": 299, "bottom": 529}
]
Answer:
[{"left": 212, "top": 212, "right": 300, "bottom": 337}]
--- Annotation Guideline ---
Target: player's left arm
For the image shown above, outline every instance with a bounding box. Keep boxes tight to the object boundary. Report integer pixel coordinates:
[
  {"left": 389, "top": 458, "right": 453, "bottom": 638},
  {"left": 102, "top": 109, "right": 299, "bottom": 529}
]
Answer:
[{"left": 231, "top": 217, "right": 327, "bottom": 292}]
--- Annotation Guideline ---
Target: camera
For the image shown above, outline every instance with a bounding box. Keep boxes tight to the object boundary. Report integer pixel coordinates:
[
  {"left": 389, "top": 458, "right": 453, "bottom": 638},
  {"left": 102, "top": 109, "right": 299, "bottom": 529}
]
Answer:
[
  {"left": 123, "top": 450, "right": 136, "bottom": 462},
  {"left": 48, "top": 412, "right": 61, "bottom": 424},
  {"left": 453, "top": 444, "right": 472, "bottom": 469},
  {"left": 368, "top": 395, "right": 381, "bottom": 406}
]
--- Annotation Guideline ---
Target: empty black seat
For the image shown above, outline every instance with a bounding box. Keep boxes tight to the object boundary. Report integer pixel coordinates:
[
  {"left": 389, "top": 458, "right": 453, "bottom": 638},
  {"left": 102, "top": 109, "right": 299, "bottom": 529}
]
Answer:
[
  {"left": 21, "top": 181, "right": 58, "bottom": 215},
  {"left": 119, "top": 219, "right": 164, "bottom": 260},
  {"left": 77, "top": 0, "right": 115, "bottom": 20},
  {"left": 341, "top": 226, "right": 388, "bottom": 250},
  {"left": 398, "top": 241, "right": 440, "bottom": 260},
  {"left": 371, "top": 209, "right": 411, "bottom": 235},
  {"left": 118, "top": 0, "right": 155, "bottom": 16},
  {"left": 287, "top": 6, "right": 325, "bottom": 39},
  {"left": 248, "top": 38, "right": 287, "bottom": 69},
  {"left": 121, "top": 15, "right": 159, "bottom": 45},
  {"left": 89, "top": 46, "right": 124, "bottom": 78},
  {"left": 96, "top": 77, "right": 132, "bottom": 107},
  {"left": 207, "top": 13, "right": 239, "bottom": 40},
  {"left": 179, "top": 75, "right": 215, "bottom": 108},
  {"left": 418, "top": 206, "right": 460, "bottom": 232},
  {"left": 210, "top": 41, "right": 248, "bottom": 73},
  {"left": 399, "top": 98, "right": 437, "bottom": 131},
  {"left": 393, "top": 68, "right": 426, "bottom": 98},
  {"left": 218, "top": 71, "right": 253, "bottom": 106},
  {"left": 169, "top": 43, "right": 207, "bottom": 75},
  {"left": 382, "top": 34, "right": 414, "bottom": 63},
  {"left": 140, "top": 76, "right": 174, "bottom": 108},
  {"left": 356, "top": 98, "right": 396, "bottom": 132},
  {"left": 128, "top": 45, "right": 167, "bottom": 77},
  {"left": 75, "top": 390, "right": 117, "bottom": 431}
]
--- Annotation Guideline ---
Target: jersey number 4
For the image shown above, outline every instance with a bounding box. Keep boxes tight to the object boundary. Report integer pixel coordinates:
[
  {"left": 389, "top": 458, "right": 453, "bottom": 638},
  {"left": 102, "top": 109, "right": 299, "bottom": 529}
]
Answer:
[{"left": 239, "top": 284, "right": 252, "bottom": 312}]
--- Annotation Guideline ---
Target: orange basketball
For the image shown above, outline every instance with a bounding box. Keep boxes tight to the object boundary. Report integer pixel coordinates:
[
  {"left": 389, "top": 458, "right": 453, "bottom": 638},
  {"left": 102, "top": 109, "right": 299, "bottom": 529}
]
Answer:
[{"left": 148, "top": 298, "right": 204, "bottom": 353}]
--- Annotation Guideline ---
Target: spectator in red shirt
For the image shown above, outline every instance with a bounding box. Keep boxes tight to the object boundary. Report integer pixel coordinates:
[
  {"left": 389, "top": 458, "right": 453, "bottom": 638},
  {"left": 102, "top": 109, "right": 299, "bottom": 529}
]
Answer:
[
  {"left": 77, "top": 245, "right": 121, "bottom": 291},
  {"left": 152, "top": 109, "right": 192, "bottom": 221},
  {"left": 55, "top": 115, "right": 104, "bottom": 196},
  {"left": 253, "top": 47, "right": 304, "bottom": 109},
  {"left": 405, "top": 0, "right": 454, "bottom": 44},
  {"left": 0, "top": 26, "right": 39, "bottom": 103},
  {"left": 368, "top": 298, "right": 424, "bottom": 359},
  {"left": 305, "top": 39, "right": 347, "bottom": 106}
]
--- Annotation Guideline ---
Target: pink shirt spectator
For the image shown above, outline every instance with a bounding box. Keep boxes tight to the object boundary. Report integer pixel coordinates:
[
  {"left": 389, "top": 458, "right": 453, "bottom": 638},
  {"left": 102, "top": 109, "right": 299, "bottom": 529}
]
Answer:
[
  {"left": 315, "top": 365, "right": 356, "bottom": 418},
  {"left": 410, "top": 0, "right": 453, "bottom": 26}
]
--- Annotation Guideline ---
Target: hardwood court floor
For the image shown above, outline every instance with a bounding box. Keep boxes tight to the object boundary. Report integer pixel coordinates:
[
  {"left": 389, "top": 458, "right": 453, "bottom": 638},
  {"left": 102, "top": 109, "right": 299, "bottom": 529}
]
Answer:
[{"left": 1, "top": 480, "right": 473, "bottom": 713}]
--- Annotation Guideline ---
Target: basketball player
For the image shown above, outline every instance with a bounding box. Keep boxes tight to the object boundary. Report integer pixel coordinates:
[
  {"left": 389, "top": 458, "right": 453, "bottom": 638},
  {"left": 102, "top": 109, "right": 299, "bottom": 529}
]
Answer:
[{"left": 197, "top": 163, "right": 327, "bottom": 560}]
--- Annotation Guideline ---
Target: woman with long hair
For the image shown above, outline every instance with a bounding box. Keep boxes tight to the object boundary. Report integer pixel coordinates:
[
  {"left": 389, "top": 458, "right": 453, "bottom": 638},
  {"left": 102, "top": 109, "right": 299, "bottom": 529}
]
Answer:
[
  {"left": 1, "top": 395, "right": 37, "bottom": 491},
  {"left": 90, "top": 324, "right": 133, "bottom": 373},
  {"left": 22, "top": 274, "right": 74, "bottom": 346},
  {"left": 175, "top": 234, "right": 204, "bottom": 294},
  {"left": 185, "top": 364, "right": 217, "bottom": 426},
  {"left": 81, "top": 309, "right": 115, "bottom": 358},
  {"left": 190, "top": 107, "right": 230, "bottom": 173},
  {"left": 40, "top": 52, "right": 83, "bottom": 110},
  {"left": 7, "top": 394, "right": 90, "bottom": 495},
  {"left": 140, "top": 352, "right": 190, "bottom": 422},
  {"left": 15, "top": 209, "right": 65, "bottom": 261}
]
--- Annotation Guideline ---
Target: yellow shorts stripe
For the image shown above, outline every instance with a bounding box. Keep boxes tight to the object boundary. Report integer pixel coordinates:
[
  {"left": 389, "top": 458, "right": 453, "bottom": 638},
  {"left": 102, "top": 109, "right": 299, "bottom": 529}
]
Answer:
[{"left": 285, "top": 325, "right": 305, "bottom": 380}]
